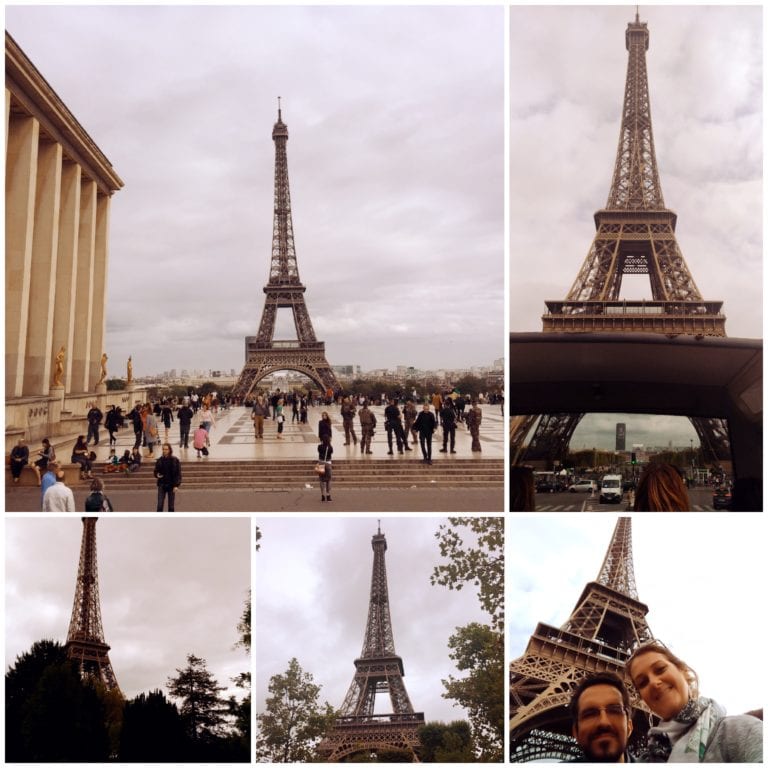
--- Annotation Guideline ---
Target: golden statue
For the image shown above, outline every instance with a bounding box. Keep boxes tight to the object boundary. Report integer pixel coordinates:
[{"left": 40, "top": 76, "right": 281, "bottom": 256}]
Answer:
[
  {"left": 97, "top": 352, "right": 108, "bottom": 385},
  {"left": 127, "top": 355, "right": 133, "bottom": 383},
  {"left": 52, "top": 346, "right": 65, "bottom": 387}
]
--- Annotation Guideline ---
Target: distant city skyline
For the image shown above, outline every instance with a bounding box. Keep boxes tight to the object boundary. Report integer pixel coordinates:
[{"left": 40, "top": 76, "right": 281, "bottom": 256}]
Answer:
[{"left": 6, "top": 6, "right": 504, "bottom": 377}]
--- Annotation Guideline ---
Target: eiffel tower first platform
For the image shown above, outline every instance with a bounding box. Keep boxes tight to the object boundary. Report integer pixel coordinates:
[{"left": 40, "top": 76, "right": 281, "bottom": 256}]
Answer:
[
  {"left": 317, "top": 525, "right": 425, "bottom": 762},
  {"left": 232, "top": 102, "right": 340, "bottom": 402},
  {"left": 509, "top": 518, "right": 654, "bottom": 762},
  {"left": 513, "top": 12, "right": 731, "bottom": 467}
]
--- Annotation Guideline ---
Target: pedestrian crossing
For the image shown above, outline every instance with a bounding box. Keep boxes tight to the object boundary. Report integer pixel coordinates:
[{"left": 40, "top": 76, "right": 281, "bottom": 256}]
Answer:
[{"left": 534, "top": 503, "right": 715, "bottom": 512}]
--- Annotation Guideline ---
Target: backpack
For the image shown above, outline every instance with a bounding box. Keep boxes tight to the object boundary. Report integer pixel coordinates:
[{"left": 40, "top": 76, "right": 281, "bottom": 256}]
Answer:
[{"left": 85, "top": 492, "right": 113, "bottom": 512}]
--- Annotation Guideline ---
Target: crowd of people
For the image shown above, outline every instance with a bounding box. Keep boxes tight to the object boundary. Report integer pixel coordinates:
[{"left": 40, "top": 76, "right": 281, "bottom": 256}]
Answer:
[{"left": 10, "top": 385, "right": 498, "bottom": 511}]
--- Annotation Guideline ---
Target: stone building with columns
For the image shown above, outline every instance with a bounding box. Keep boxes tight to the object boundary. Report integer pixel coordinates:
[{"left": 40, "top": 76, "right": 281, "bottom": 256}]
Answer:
[{"left": 5, "top": 32, "right": 128, "bottom": 450}]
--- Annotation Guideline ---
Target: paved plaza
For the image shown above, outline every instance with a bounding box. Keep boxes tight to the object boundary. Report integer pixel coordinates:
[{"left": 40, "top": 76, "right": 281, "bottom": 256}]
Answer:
[
  {"left": 90, "top": 400, "right": 504, "bottom": 462},
  {"left": 5, "top": 401, "right": 505, "bottom": 512}
]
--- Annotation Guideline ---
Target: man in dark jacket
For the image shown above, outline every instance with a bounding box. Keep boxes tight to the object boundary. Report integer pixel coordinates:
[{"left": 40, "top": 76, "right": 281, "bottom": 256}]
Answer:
[
  {"left": 439, "top": 399, "right": 457, "bottom": 454},
  {"left": 154, "top": 443, "right": 182, "bottom": 512},
  {"left": 86, "top": 404, "right": 103, "bottom": 446},
  {"left": 383, "top": 398, "right": 411, "bottom": 455},
  {"left": 413, "top": 403, "right": 437, "bottom": 464},
  {"left": 177, "top": 402, "right": 194, "bottom": 448}
]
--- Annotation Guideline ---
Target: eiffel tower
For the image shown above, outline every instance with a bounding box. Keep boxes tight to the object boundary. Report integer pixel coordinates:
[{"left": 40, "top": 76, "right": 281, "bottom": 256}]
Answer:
[
  {"left": 514, "top": 12, "right": 729, "bottom": 466},
  {"left": 233, "top": 101, "right": 340, "bottom": 401},
  {"left": 65, "top": 517, "right": 121, "bottom": 694},
  {"left": 317, "top": 525, "right": 424, "bottom": 762},
  {"left": 509, "top": 518, "right": 655, "bottom": 761}
]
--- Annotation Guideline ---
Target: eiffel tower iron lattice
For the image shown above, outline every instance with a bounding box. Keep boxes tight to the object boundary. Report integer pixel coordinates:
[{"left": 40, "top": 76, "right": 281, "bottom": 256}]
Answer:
[
  {"left": 232, "top": 101, "right": 340, "bottom": 401},
  {"left": 509, "top": 518, "right": 653, "bottom": 762},
  {"left": 65, "top": 517, "right": 121, "bottom": 694},
  {"left": 514, "top": 13, "right": 729, "bottom": 466},
  {"left": 317, "top": 525, "right": 424, "bottom": 762}
]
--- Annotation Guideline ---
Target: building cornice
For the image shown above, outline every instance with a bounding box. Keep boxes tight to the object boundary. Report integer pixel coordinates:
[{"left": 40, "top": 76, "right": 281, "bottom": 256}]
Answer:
[{"left": 5, "top": 31, "right": 123, "bottom": 195}]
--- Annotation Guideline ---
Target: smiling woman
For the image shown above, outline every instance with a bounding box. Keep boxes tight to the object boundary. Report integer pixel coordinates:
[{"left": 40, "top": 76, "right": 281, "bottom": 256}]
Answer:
[{"left": 626, "top": 641, "right": 763, "bottom": 762}]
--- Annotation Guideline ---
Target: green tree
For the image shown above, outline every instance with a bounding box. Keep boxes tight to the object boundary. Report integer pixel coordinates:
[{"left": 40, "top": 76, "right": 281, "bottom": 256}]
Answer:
[
  {"left": 230, "top": 591, "right": 251, "bottom": 751},
  {"left": 431, "top": 517, "right": 504, "bottom": 630},
  {"left": 5, "top": 639, "right": 111, "bottom": 762},
  {"left": 119, "top": 689, "right": 187, "bottom": 761},
  {"left": 418, "top": 720, "right": 475, "bottom": 762},
  {"left": 442, "top": 624, "right": 504, "bottom": 761},
  {"left": 450, "top": 375, "right": 484, "bottom": 399},
  {"left": 167, "top": 653, "right": 226, "bottom": 742},
  {"left": 256, "top": 657, "right": 336, "bottom": 762},
  {"left": 431, "top": 519, "right": 505, "bottom": 762},
  {"left": 106, "top": 378, "right": 126, "bottom": 390}
]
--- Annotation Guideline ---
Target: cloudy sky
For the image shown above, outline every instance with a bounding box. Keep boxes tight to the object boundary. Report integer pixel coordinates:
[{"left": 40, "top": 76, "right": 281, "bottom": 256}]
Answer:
[
  {"left": 6, "top": 6, "right": 504, "bottom": 377},
  {"left": 509, "top": 5, "right": 762, "bottom": 449},
  {"left": 5, "top": 517, "right": 251, "bottom": 703},
  {"left": 255, "top": 516, "right": 496, "bottom": 726},
  {"left": 509, "top": 514, "right": 766, "bottom": 717}
]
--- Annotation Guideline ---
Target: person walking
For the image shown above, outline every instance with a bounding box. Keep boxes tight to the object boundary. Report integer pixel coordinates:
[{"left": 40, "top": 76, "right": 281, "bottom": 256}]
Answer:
[
  {"left": 84, "top": 477, "right": 114, "bottom": 512},
  {"left": 154, "top": 443, "right": 182, "bottom": 512},
  {"left": 413, "top": 402, "right": 437, "bottom": 464},
  {"left": 177, "top": 401, "right": 194, "bottom": 448},
  {"left": 466, "top": 401, "right": 483, "bottom": 452},
  {"left": 193, "top": 424, "right": 209, "bottom": 458},
  {"left": 40, "top": 461, "right": 59, "bottom": 508},
  {"left": 341, "top": 396, "right": 358, "bottom": 446},
  {"left": 439, "top": 398, "right": 457, "bottom": 454},
  {"left": 275, "top": 398, "right": 285, "bottom": 438},
  {"left": 317, "top": 438, "right": 333, "bottom": 502},
  {"left": 251, "top": 395, "right": 267, "bottom": 439},
  {"left": 359, "top": 403, "right": 376, "bottom": 454},
  {"left": 86, "top": 403, "right": 103, "bottom": 446},
  {"left": 144, "top": 410, "right": 159, "bottom": 457},
  {"left": 384, "top": 398, "right": 410, "bottom": 455},
  {"left": 42, "top": 470, "right": 75, "bottom": 512},
  {"left": 318, "top": 411, "right": 333, "bottom": 444},
  {"left": 403, "top": 399, "right": 418, "bottom": 446},
  {"left": 104, "top": 406, "right": 122, "bottom": 447}
]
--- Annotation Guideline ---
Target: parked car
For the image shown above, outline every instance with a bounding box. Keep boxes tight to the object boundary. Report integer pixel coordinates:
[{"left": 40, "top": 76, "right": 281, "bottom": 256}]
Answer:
[
  {"left": 568, "top": 480, "right": 596, "bottom": 493},
  {"left": 712, "top": 487, "right": 733, "bottom": 510}
]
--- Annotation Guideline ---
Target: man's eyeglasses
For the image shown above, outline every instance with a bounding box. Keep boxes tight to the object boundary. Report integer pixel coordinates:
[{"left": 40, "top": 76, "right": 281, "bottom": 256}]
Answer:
[{"left": 578, "top": 704, "right": 628, "bottom": 722}]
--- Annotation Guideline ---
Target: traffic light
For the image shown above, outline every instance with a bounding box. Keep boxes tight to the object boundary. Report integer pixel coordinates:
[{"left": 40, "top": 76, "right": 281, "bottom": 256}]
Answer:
[{"left": 631, "top": 452, "right": 637, "bottom": 465}]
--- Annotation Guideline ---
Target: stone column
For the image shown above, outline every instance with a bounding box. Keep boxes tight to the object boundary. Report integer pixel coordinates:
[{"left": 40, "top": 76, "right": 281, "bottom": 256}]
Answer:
[
  {"left": 23, "top": 140, "right": 62, "bottom": 396},
  {"left": 71, "top": 178, "right": 96, "bottom": 393},
  {"left": 89, "top": 192, "right": 110, "bottom": 390},
  {"left": 53, "top": 161, "right": 81, "bottom": 393},
  {"left": 5, "top": 113, "right": 39, "bottom": 398}
]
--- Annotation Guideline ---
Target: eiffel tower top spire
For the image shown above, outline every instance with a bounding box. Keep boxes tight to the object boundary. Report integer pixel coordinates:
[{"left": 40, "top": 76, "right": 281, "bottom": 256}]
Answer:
[
  {"left": 268, "top": 100, "right": 305, "bottom": 289},
  {"left": 361, "top": 526, "right": 397, "bottom": 658},
  {"left": 594, "top": 517, "right": 639, "bottom": 599},
  {"left": 606, "top": 10, "right": 664, "bottom": 211}
]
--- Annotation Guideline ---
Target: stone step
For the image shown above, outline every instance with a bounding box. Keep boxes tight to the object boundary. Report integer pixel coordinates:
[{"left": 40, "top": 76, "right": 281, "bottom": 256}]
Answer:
[{"left": 94, "top": 458, "right": 503, "bottom": 490}]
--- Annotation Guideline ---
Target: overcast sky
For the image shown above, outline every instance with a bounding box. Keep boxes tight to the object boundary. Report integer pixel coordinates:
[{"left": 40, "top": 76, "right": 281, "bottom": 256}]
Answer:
[
  {"left": 509, "top": 514, "right": 766, "bottom": 717},
  {"left": 5, "top": 517, "right": 251, "bottom": 703},
  {"left": 255, "top": 516, "right": 495, "bottom": 727},
  {"left": 509, "top": 5, "right": 762, "bottom": 449},
  {"left": 6, "top": 6, "right": 503, "bottom": 377}
]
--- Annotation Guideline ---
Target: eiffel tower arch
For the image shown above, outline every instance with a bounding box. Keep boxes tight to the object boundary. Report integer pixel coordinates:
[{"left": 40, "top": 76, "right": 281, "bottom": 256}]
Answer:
[
  {"left": 510, "top": 518, "right": 654, "bottom": 762},
  {"left": 317, "top": 526, "right": 425, "bottom": 762},
  {"left": 65, "top": 517, "right": 121, "bottom": 694},
  {"left": 233, "top": 102, "right": 340, "bottom": 401},
  {"left": 515, "top": 13, "right": 729, "bottom": 466}
]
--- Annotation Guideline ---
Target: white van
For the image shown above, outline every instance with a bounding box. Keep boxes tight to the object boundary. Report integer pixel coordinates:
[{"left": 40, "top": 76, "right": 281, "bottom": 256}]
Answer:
[{"left": 600, "top": 474, "right": 623, "bottom": 504}]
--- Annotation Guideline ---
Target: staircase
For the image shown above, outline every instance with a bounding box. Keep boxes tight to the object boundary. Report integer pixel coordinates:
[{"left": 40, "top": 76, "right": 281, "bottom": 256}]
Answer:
[{"left": 95, "top": 458, "right": 503, "bottom": 491}]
